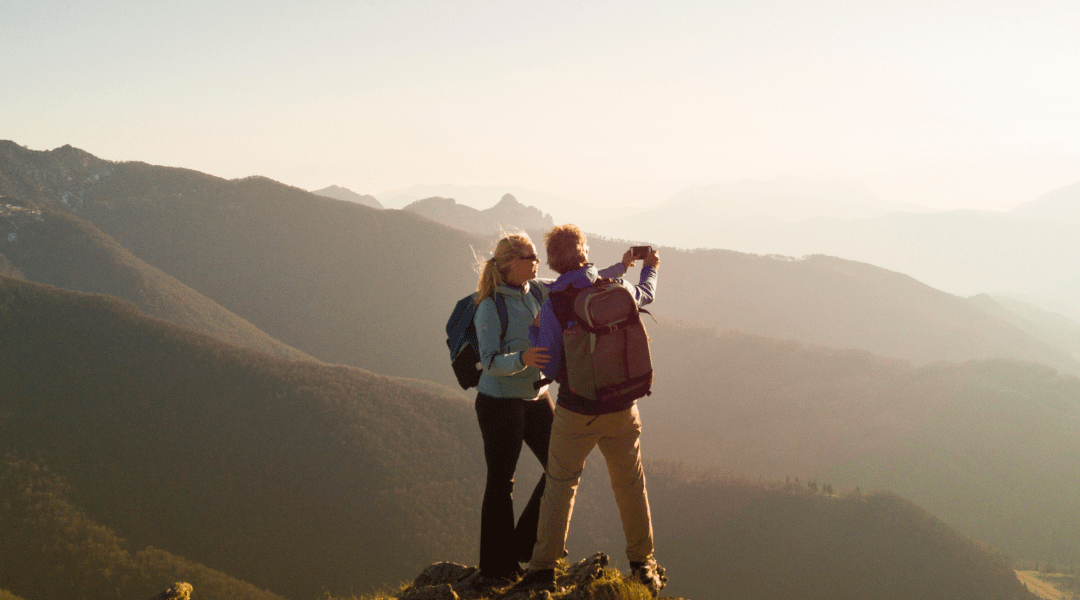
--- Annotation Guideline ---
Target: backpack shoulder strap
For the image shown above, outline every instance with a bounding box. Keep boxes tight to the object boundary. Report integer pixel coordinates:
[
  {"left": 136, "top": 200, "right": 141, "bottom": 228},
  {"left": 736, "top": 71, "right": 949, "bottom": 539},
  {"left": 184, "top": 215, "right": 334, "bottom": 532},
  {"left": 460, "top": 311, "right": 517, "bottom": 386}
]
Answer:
[
  {"left": 498, "top": 284, "right": 545, "bottom": 341},
  {"left": 494, "top": 293, "right": 510, "bottom": 346},
  {"left": 529, "top": 282, "right": 544, "bottom": 305},
  {"left": 491, "top": 287, "right": 541, "bottom": 351},
  {"left": 550, "top": 286, "right": 582, "bottom": 328}
]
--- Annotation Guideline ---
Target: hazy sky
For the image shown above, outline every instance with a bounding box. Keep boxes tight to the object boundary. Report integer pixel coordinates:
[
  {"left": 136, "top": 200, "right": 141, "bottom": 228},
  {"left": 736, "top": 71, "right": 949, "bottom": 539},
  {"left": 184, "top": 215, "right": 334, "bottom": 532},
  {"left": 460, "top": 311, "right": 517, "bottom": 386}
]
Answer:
[{"left": 4, "top": 0, "right": 1079, "bottom": 211}]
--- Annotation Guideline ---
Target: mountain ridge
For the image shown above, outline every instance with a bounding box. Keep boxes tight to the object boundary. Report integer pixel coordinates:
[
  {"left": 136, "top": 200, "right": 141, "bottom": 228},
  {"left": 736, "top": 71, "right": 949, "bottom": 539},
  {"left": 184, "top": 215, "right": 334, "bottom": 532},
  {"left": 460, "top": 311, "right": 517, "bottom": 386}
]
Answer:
[
  {"left": 403, "top": 193, "right": 554, "bottom": 235},
  {"left": 1010, "top": 180, "right": 1080, "bottom": 222},
  {"left": 575, "top": 180, "right": 1080, "bottom": 316},
  {"left": 2, "top": 141, "right": 1073, "bottom": 384},
  {"left": 657, "top": 176, "right": 934, "bottom": 219}
]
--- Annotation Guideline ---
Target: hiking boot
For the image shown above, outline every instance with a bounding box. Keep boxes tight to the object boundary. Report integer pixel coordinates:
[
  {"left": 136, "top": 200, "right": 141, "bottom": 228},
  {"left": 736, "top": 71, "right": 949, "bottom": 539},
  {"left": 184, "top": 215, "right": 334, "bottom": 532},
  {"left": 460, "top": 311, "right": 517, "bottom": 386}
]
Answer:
[
  {"left": 629, "top": 558, "right": 667, "bottom": 597},
  {"left": 514, "top": 568, "right": 556, "bottom": 593}
]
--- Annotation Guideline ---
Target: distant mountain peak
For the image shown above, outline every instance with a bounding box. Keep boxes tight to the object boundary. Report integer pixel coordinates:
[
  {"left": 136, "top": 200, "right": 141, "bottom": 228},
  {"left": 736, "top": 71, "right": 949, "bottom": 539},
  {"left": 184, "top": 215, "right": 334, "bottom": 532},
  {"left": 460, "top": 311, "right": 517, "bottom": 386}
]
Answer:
[
  {"left": 310, "top": 185, "right": 383, "bottom": 209},
  {"left": 495, "top": 192, "right": 520, "bottom": 206},
  {"left": 321, "top": 185, "right": 352, "bottom": 194},
  {"left": 483, "top": 193, "right": 553, "bottom": 231},
  {"left": 401, "top": 193, "right": 554, "bottom": 235},
  {"left": 49, "top": 144, "right": 105, "bottom": 166}
]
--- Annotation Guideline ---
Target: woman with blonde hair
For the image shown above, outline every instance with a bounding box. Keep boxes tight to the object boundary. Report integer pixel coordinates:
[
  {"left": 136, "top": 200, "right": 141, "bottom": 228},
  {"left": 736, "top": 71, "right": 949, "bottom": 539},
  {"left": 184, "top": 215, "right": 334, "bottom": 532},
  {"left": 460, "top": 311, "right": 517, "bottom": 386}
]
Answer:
[{"left": 472, "top": 230, "right": 633, "bottom": 583}]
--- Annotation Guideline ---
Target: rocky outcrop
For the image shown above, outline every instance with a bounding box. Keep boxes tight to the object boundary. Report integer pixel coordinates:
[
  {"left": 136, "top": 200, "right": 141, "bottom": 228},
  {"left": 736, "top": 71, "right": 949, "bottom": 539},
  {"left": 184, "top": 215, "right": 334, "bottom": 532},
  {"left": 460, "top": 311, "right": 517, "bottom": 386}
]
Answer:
[
  {"left": 399, "top": 553, "right": 674, "bottom": 600},
  {"left": 149, "top": 582, "right": 193, "bottom": 600},
  {"left": 484, "top": 194, "right": 554, "bottom": 232}
]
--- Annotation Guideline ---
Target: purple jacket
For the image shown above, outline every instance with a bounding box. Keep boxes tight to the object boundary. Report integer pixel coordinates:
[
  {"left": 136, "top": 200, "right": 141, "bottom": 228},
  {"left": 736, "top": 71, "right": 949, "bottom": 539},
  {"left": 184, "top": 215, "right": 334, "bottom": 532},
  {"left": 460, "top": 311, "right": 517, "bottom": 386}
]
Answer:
[{"left": 529, "top": 263, "right": 657, "bottom": 414}]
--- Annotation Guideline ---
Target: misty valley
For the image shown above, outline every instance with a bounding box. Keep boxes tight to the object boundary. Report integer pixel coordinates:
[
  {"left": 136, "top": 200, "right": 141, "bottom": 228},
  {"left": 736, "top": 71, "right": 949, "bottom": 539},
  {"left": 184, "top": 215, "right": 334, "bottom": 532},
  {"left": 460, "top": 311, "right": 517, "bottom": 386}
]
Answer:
[{"left": 2, "top": 141, "right": 1079, "bottom": 600}]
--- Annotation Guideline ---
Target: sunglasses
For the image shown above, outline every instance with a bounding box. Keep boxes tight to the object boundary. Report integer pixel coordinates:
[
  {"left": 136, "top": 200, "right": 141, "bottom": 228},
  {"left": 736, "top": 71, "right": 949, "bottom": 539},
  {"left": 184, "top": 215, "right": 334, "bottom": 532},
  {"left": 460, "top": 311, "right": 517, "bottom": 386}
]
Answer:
[{"left": 519, "top": 254, "right": 538, "bottom": 262}]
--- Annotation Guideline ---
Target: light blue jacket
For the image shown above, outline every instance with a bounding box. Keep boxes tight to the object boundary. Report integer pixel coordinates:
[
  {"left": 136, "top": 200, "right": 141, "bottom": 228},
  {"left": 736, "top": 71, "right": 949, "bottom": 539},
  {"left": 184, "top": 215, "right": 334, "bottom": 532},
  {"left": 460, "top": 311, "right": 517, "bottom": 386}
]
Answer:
[{"left": 474, "top": 262, "right": 628, "bottom": 399}]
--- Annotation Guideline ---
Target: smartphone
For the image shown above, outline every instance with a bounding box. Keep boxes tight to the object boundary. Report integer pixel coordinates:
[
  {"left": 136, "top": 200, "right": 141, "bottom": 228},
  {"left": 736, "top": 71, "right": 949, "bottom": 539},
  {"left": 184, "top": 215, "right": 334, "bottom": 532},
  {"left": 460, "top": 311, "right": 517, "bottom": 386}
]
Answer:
[{"left": 631, "top": 245, "right": 652, "bottom": 260}]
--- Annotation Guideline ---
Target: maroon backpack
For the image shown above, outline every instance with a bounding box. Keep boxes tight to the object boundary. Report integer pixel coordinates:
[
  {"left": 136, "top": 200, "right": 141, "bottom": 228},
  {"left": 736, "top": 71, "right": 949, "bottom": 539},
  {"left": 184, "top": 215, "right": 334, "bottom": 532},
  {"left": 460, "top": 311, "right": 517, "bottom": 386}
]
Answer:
[{"left": 551, "top": 278, "right": 653, "bottom": 404}]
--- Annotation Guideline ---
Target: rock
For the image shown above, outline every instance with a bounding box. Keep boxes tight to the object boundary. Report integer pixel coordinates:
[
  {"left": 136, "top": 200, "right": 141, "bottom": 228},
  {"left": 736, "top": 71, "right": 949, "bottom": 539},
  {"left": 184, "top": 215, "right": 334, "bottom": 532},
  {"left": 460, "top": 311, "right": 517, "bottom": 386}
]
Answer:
[
  {"left": 448, "top": 568, "right": 484, "bottom": 596},
  {"left": 403, "top": 562, "right": 482, "bottom": 600},
  {"left": 149, "top": 582, "right": 193, "bottom": 600},
  {"left": 412, "top": 562, "right": 478, "bottom": 588},
  {"left": 564, "top": 552, "right": 608, "bottom": 588},
  {"left": 400, "top": 583, "right": 458, "bottom": 600}
]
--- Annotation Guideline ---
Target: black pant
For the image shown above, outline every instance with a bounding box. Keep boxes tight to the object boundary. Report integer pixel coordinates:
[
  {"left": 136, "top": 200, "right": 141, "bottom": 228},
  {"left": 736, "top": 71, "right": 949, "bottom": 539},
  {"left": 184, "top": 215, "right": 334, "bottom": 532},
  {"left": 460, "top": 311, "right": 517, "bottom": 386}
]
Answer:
[{"left": 475, "top": 391, "right": 554, "bottom": 576}]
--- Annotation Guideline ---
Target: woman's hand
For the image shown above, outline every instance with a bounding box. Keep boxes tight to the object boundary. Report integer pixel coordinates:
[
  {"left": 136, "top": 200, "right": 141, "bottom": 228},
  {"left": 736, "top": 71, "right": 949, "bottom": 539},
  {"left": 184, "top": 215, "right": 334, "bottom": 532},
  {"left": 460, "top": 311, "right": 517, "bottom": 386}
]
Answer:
[
  {"left": 622, "top": 249, "right": 636, "bottom": 270},
  {"left": 522, "top": 347, "right": 550, "bottom": 369}
]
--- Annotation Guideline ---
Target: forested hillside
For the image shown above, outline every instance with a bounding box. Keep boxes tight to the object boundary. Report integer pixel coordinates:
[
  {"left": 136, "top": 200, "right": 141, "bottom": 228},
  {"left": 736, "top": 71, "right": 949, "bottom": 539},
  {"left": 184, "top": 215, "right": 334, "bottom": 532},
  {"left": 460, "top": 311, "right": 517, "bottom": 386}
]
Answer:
[
  {"left": 0, "top": 275, "right": 1039, "bottom": 600},
  {"left": 0, "top": 202, "right": 310, "bottom": 361},
  {"left": 647, "top": 467, "right": 1033, "bottom": 600},
  {"left": 0, "top": 456, "right": 285, "bottom": 600},
  {"left": 640, "top": 321, "right": 1080, "bottom": 565},
  {"left": 819, "top": 360, "right": 1080, "bottom": 565},
  {"left": 0, "top": 276, "right": 485, "bottom": 599}
]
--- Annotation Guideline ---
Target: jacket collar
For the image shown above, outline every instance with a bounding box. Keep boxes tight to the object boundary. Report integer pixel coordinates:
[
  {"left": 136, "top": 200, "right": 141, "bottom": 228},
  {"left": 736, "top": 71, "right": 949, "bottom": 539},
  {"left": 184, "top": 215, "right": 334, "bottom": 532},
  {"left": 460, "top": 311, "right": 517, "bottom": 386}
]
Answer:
[{"left": 496, "top": 281, "right": 531, "bottom": 298}]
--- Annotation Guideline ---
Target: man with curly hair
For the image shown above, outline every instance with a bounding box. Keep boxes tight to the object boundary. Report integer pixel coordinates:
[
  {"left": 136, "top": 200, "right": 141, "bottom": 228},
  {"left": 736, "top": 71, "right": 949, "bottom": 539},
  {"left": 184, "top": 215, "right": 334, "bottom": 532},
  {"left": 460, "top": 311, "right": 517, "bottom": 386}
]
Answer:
[{"left": 518, "top": 224, "right": 666, "bottom": 596}]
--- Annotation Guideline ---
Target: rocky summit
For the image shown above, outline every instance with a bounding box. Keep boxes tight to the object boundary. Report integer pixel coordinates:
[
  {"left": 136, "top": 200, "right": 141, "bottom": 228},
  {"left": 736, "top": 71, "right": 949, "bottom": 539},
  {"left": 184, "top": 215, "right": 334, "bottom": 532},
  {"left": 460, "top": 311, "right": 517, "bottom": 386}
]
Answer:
[{"left": 397, "top": 553, "right": 680, "bottom": 600}]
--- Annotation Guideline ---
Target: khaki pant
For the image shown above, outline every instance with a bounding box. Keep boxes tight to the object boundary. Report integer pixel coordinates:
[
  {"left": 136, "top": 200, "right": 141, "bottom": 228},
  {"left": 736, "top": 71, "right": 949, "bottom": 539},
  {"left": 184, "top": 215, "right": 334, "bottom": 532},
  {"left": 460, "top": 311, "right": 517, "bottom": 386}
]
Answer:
[{"left": 530, "top": 404, "right": 654, "bottom": 569}]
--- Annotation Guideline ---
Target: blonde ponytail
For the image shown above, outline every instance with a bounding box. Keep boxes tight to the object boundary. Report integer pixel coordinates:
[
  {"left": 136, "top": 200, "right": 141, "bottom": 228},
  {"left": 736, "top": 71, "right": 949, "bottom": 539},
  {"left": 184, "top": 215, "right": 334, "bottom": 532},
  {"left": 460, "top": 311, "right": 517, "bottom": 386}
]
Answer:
[
  {"left": 476, "top": 258, "right": 501, "bottom": 304},
  {"left": 474, "top": 231, "right": 535, "bottom": 304}
]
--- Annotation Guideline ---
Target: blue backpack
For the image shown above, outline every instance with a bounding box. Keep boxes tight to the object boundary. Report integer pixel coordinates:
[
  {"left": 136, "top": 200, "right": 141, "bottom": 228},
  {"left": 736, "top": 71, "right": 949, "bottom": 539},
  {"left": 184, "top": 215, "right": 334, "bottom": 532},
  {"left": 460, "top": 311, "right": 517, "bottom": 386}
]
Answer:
[{"left": 445, "top": 285, "right": 544, "bottom": 390}]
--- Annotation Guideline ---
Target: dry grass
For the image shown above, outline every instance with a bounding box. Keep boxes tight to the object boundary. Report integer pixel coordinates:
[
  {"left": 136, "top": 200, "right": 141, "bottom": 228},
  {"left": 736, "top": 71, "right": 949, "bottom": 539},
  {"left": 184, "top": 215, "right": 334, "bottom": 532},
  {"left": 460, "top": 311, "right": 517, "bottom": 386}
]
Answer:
[{"left": 1016, "top": 572, "right": 1065, "bottom": 600}]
